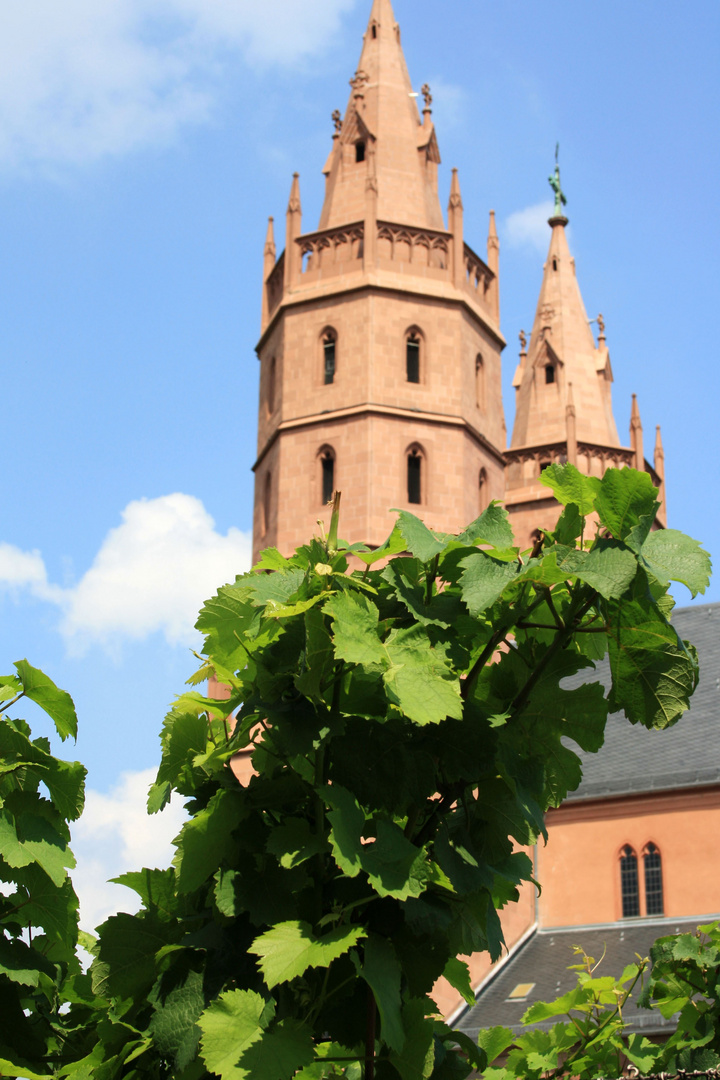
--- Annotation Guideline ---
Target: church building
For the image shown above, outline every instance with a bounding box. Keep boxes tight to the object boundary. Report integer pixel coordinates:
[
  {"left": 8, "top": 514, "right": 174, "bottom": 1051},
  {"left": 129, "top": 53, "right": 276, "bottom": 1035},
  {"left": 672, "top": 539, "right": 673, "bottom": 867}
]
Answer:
[{"left": 247, "top": 0, "right": 719, "bottom": 1028}]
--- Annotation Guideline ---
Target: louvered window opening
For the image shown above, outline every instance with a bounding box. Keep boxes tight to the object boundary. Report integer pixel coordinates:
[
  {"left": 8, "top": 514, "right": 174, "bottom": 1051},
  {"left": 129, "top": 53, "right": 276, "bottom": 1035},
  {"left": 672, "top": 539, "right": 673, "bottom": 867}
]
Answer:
[
  {"left": 406, "top": 337, "right": 420, "bottom": 383},
  {"left": 644, "top": 844, "right": 664, "bottom": 916},
  {"left": 324, "top": 337, "right": 336, "bottom": 385},
  {"left": 322, "top": 454, "right": 335, "bottom": 505}
]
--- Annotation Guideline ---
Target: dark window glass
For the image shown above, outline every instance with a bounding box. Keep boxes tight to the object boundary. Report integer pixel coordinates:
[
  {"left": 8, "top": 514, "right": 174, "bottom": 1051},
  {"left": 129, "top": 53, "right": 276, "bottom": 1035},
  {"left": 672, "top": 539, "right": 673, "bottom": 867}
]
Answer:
[
  {"left": 644, "top": 844, "right": 664, "bottom": 915},
  {"left": 620, "top": 845, "right": 639, "bottom": 917},
  {"left": 324, "top": 336, "right": 336, "bottom": 385},
  {"left": 356, "top": 141, "right": 365, "bottom": 163},
  {"left": 545, "top": 364, "right": 555, "bottom": 384},
  {"left": 552, "top": 257, "right": 558, "bottom": 271},
  {"left": 408, "top": 451, "right": 421, "bottom": 504},
  {"left": 539, "top": 461, "right": 552, "bottom": 473},
  {"left": 267, "top": 357, "right": 276, "bottom": 414},
  {"left": 322, "top": 453, "right": 335, "bottom": 505},
  {"left": 407, "top": 336, "right": 420, "bottom": 383}
]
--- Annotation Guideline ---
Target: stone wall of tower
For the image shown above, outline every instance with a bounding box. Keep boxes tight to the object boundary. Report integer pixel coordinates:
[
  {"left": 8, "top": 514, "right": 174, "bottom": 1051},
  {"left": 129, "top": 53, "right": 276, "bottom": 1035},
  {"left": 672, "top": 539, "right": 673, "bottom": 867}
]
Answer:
[{"left": 253, "top": 286, "right": 505, "bottom": 560}]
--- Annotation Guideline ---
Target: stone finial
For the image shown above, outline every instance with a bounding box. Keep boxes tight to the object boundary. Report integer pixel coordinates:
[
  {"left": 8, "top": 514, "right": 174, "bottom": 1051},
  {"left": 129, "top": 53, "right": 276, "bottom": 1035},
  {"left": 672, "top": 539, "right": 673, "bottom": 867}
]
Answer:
[
  {"left": 519, "top": 329, "right": 527, "bottom": 354},
  {"left": 264, "top": 216, "right": 276, "bottom": 258},
  {"left": 597, "top": 312, "right": 606, "bottom": 344},
  {"left": 332, "top": 109, "right": 343, "bottom": 134},
  {"left": 630, "top": 393, "right": 644, "bottom": 471},
  {"left": 287, "top": 173, "right": 301, "bottom": 215},
  {"left": 448, "top": 168, "right": 463, "bottom": 211},
  {"left": 421, "top": 83, "right": 433, "bottom": 110}
]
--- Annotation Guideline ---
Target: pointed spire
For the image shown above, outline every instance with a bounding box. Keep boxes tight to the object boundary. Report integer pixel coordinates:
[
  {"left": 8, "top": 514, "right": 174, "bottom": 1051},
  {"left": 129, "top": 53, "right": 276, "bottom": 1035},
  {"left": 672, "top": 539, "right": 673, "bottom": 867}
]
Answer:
[
  {"left": 318, "top": 0, "right": 444, "bottom": 231},
  {"left": 486, "top": 210, "right": 500, "bottom": 325},
  {"left": 630, "top": 393, "right": 644, "bottom": 471},
  {"left": 284, "top": 173, "right": 302, "bottom": 291},
  {"left": 510, "top": 210, "right": 620, "bottom": 451},
  {"left": 448, "top": 169, "right": 464, "bottom": 287}
]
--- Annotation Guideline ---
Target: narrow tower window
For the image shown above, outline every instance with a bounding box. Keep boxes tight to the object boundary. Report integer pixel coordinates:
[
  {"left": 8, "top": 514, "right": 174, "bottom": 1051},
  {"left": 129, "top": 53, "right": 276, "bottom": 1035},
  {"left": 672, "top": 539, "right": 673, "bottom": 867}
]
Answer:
[
  {"left": 323, "top": 330, "right": 337, "bottom": 385},
  {"left": 262, "top": 473, "right": 272, "bottom": 538},
  {"left": 552, "top": 257, "right": 558, "bottom": 271},
  {"left": 267, "top": 356, "right": 276, "bottom": 415},
  {"left": 321, "top": 448, "right": 335, "bottom": 505},
  {"left": 407, "top": 448, "right": 422, "bottom": 504},
  {"left": 406, "top": 333, "right": 421, "bottom": 383},
  {"left": 478, "top": 468, "right": 488, "bottom": 514},
  {"left": 620, "top": 845, "right": 639, "bottom": 918},
  {"left": 545, "top": 364, "right": 555, "bottom": 384},
  {"left": 371, "top": 23, "right": 377, "bottom": 38},
  {"left": 356, "top": 141, "right": 366, "bottom": 163},
  {"left": 475, "top": 354, "right": 485, "bottom": 409},
  {"left": 643, "top": 844, "right": 664, "bottom": 916}
]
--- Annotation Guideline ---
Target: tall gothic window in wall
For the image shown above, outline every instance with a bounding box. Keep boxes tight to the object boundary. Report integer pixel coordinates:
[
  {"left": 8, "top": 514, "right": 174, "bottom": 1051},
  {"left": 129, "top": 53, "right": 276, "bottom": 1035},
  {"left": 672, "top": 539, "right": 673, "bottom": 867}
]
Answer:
[
  {"left": 262, "top": 472, "right": 272, "bottom": 538},
  {"left": 267, "top": 356, "right": 276, "bottom": 415},
  {"left": 407, "top": 448, "right": 422, "bottom": 504},
  {"left": 545, "top": 364, "right": 555, "bottom": 385},
  {"left": 406, "top": 331, "right": 421, "bottom": 383},
  {"left": 323, "top": 330, "right": 337, "bottom": 385},
  {"left": 620, "top": 845, "right": 640, "bottom": 918},
  {"left": 475, "top": 354, "right": 485, "bottom": 410},
  {"left": 478, "top": 467, "right": 488, "bottom": 514},
  {"left": 356, "top": 141, "right": 366, "bottom": 163},
  {"left": 643, "top": 843, "right": 664, "bottom": 915},
  {"left": 320, "top": 448, "right": 335, "bottom": 505}
]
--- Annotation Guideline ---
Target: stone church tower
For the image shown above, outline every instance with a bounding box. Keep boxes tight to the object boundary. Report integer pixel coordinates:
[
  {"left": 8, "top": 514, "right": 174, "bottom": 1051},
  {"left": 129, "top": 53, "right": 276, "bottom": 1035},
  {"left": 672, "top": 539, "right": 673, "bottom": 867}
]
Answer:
[
  {"left": 252, "top": 0, "right": 506, "bottom": 560},
  {"left": 252, "top": 0, "right": 666, "bottom": 560}
]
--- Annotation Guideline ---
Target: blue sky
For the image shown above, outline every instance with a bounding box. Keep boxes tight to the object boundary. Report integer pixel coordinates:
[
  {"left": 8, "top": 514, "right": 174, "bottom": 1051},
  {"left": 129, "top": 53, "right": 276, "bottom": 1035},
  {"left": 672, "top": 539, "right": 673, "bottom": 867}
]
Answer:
[{"left": 0, "top": 0, "right": 718, "bottom": 927}]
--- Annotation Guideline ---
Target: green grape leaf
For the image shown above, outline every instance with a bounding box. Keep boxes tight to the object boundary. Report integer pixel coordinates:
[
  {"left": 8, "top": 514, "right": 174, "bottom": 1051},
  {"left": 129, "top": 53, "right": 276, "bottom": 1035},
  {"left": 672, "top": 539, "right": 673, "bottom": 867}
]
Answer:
[
  {"left": 238, "top": 1020, "right": 315, "bottom": 1080},
  {"left": 459, "top": 552, "right": 519, "bottom": 616},
  {"left": 595, "top": 467, "right": 660, "bottom": 539},
  {"left": 148, "top": 967, "right": 205, "bottom": 1071},
  {"left": 383, "top": 626, "right": 462, "bottom": 726},
  {"left": 111, "top": 868, "right": 178, "bottom": 920},
  {"left": 355, "top": 525, "right": 408, "bottom": 566},
  {"left": 324, "top": 591, "right": 386, "bottom": 668},
  {"left": 92, "top": 910, "right": 177, "bottom": 1000},
  {"left": 556, "top": 539, "right": 638, "bottom": 600},
  {"left": 326, "top": 784, "right": 366, "bottom": 878},
  {"left": 266, "top": 817, "right": 328, "bottom": 869},
  {"left": 199, "top": 989, "right": 267, "bottom": 1078},
  {"left": 249, "top": 920, "right": 366, "bottom": 988},
  {"left": 0, "top": 935, "right": 54, "bottom": 986},
  {"left": 540, "top": 463, "right": 601, "bottom": 516},
  {"left": 14, "top": 660, "right": 78, "bottom": 741},
  {"left": 607, "top": 591, "right": 699, "bottom": 729},
  {"left": 640, "top": 529, "right": 711, "bottom": 598},
  {"left": 392, "top": 510, "right": 448, "bottom": 562},
  {"left": 174, "top": 789, "right": 245, "bottom": 894},
  {"left": 360, "top": 935, "right": 404, "bottom": 1051},
  {"left": 360, "top": 819, "right": 429, "bottom": 900},
  {"left": 457, "top": 503, "right": 515, "bottom": 549},
  {"left": 442, "top": 956, "right": 475, "bottom": 1007},
  {"left": 14, "top": 864, "right": 79, "bottom": 949},
  {"left": 388, "top": 998, "right": 435, "bottom": 1080},
  {"left": 477, "top": 1026, "right": 517, "bottom": 1065}
]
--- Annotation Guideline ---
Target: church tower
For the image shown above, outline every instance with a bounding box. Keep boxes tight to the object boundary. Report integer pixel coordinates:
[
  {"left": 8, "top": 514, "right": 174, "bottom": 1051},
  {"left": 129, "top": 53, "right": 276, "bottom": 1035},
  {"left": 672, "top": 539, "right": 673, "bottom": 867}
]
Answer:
[
  {"left": 252, "top": 0, "right": 506, "bottom": 559},
  {"left": 504, "top": 176, "right": 667, "bottom": 549}
]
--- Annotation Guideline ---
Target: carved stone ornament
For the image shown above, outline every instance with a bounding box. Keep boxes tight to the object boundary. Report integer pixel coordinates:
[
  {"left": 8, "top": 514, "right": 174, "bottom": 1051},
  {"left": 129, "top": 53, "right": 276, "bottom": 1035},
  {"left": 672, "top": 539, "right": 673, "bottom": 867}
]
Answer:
[
  {"left": 350, "top": 69, "right": 370, "bottom": 95},
  {"left": 331, "top": 109, "right": 343, "bottom": 134},
  {"left": 540, "top": 304, "right": 555, "bottom": 324}
]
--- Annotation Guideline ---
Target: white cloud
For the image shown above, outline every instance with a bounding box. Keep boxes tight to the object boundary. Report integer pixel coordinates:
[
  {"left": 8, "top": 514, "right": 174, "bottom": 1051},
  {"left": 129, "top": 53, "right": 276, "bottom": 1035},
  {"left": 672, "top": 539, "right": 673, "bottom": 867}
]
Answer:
[
  {"left": 0, "top": 0, "right": 357, "bottom": 170},
  {"left": 72, "top": 767, "right": 187, "bottom": 931},
  {"left": 59, "top": 493, "right": 252, "bottom": 653},
  {"left": 0, "top": 493, "right": 252, "bottom": 654},
  {"left": 504, "top": 200, "right": 555, "bottom": 253}
]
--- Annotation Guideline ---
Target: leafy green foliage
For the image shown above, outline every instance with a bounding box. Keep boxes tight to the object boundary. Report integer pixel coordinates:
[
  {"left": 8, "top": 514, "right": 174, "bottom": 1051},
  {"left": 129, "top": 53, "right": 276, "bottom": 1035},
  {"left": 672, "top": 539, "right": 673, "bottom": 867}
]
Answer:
[
  {"left": 1, "top": 466, "right": 711, "bottom": 1079},
  {"left": 479, "top": 922, "right": 720, "bottom": 1080}
]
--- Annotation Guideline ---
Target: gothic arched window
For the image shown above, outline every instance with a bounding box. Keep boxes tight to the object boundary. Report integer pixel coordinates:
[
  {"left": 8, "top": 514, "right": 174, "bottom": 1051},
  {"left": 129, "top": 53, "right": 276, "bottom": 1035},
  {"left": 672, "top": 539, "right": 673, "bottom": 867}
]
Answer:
[
  {"left": 643, "top": 843, "right": 664, "bottom": 916},
  {"left": 356, "top": 141, "right": 366, "bottom": 163},
  {"left": 322, "top": 329, "right": 337, "bottom": 385},
  {"left": 620, "top": 845, "right": 639, "bottom": 918},
  {"left": 406, "top": 329, "right": 422, "bottom": 384},
  {"left": 407, "top": 446, "right": 423, "bottom": 504},
  {"left": 478, "top": 467, "right": 488, "bottom": 514},
  {"left": 319, "top": 446, "right": 336, "bottom": 506},
  {"left": 545, "top": 364, "right": 555, "bottom": 385},
  {"left": 475, "top": 354, "right": 485, "bottom": 410},
  {"left": 262, "top": 472, "right": 272, "bottom": 538},
  {"left": 267, "top": 356, "right": 276, "bottom": 416}
]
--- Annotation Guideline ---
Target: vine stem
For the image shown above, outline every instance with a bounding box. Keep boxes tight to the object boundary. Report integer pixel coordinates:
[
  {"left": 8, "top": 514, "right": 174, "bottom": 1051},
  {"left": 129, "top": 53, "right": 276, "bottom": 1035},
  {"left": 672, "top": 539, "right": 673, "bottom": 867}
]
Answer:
[{"left": 365, "top": 988, "right": 377, "bottom": 1080}]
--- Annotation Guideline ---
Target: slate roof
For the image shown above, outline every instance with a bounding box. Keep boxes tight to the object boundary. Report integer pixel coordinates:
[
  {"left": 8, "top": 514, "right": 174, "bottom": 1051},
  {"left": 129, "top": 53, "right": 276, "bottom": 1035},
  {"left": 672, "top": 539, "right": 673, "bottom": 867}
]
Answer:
[
  {"left": 455, "top": 916, "right": 719, "bottom": 1040},
  {"left": 567, "top": 603, "right": 720, "bottom": 801}
]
